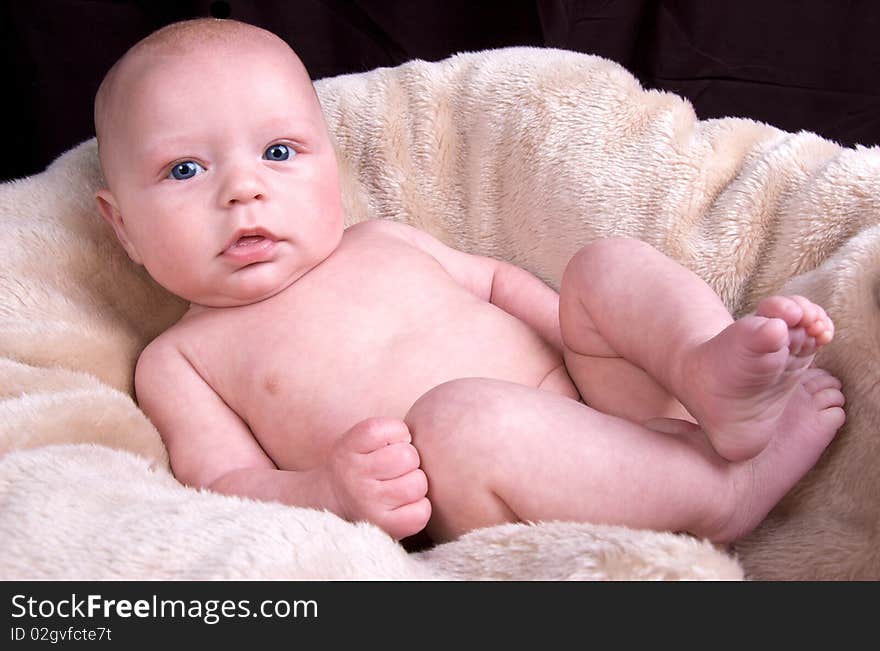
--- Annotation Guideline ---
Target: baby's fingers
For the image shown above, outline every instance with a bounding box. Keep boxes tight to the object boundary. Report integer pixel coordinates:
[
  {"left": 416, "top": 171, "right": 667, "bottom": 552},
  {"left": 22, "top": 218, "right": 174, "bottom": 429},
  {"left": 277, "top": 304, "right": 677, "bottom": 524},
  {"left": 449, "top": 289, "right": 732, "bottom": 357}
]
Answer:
[
  {"left": 379, "top": 468, "right": 429, "bottom": 506},
  {"left": 382, "top": 497, "right": 432, "bottom": 540},
  {"left": 345, "top": 417, "right": 412, "bottom": 454},
  {"left": 367, "top": 441, "right": 421, "bottom": 480}
]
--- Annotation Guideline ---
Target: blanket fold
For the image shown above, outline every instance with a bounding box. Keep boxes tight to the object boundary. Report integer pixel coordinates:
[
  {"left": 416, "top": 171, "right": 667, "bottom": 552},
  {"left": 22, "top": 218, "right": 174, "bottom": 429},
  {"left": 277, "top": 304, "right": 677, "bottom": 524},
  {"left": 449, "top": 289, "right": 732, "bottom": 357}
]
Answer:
[{"left": 2, "top": 47, "right": 878, "bottom": 579}]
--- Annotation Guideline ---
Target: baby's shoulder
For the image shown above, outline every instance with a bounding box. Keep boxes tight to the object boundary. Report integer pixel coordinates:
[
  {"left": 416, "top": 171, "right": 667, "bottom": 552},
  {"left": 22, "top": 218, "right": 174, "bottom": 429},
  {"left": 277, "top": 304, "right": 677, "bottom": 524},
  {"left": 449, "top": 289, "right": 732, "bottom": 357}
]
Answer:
[
  {"left": 344, "top": 219, "right": 449, "bottom": 260},
  {"left": 135, "top": 312, "right": 211, "bottom": 376},
  {"left": 344, "top": 218, "right": 419, "bottom": 243},
  {"left": 135, "top": 327, "right": 185, "bottom": 376},
  {"left": 134, "top": 322, "right": 214, "bottom": 402}
]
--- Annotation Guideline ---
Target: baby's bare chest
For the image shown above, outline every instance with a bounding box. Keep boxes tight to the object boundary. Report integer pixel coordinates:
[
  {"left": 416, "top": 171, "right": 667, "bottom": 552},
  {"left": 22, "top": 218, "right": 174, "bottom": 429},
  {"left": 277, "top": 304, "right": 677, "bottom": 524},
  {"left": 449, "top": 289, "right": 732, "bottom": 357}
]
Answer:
[{"left": 179, "top": 240, "right": 559, "bottom": 468}]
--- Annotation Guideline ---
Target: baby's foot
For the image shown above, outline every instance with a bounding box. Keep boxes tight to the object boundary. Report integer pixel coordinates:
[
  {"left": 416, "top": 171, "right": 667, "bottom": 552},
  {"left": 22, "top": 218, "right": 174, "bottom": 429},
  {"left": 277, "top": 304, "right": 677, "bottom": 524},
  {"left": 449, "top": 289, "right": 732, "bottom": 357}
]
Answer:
[
  {"left": 685, "top": 295, "right": 836, "bottom": 461},
  {"left": 706, "top": 367, "right": 844, "bottom": 543}
]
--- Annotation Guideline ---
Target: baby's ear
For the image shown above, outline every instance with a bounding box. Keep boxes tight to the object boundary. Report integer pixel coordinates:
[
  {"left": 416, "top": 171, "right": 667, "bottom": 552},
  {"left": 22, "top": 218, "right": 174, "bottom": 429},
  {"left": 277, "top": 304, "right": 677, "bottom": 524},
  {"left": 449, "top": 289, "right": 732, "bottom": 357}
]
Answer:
[{"left": 95, "top": 189, "right": 143, "bottom": 265}]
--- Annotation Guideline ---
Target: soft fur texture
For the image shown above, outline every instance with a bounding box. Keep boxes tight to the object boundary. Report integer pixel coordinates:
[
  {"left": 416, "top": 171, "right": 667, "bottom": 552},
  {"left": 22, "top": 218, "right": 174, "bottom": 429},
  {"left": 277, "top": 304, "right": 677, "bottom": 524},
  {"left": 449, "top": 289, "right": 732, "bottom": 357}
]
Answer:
[{"left": 2, "top": 47, "right": 878, "bottom": 580}]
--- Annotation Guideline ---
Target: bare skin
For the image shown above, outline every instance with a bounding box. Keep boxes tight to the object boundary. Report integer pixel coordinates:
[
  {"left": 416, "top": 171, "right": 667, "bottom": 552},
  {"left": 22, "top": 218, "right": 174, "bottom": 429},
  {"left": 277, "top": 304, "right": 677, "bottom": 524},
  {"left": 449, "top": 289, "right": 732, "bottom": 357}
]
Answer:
[{"left": 97, "top": 19, "right": 845, "bottom": 545}]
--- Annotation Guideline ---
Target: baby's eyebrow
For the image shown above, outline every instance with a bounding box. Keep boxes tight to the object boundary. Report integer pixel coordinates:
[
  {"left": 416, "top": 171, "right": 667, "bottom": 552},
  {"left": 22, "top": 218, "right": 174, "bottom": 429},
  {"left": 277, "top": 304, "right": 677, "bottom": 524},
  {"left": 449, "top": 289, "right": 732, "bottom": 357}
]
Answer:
[
  {"left": 259, "top": 115, "right": 297, "bottom": 130},
  {"left": 140, "top": 137, "right": 197, "bottom": 166},
  {"left": 257, "top": 113, "right": 321, "bottom": 137}
]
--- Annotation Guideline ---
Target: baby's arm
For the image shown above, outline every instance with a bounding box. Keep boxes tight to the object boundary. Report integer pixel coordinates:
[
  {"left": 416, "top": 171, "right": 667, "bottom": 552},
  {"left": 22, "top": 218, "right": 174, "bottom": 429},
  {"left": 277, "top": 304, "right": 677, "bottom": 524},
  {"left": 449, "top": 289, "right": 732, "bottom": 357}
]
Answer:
[
  {"left": 486, "top": 258, "right": 564, "bottom": 352},
  {"left": 135, "top": 340, "right": 335, "bottom": 508},
  {"left": 371, "top": 219, "right": 563, "bottom": 351},
  {"left": 135, "top": 340, "right": 429, "bottom": 539}
]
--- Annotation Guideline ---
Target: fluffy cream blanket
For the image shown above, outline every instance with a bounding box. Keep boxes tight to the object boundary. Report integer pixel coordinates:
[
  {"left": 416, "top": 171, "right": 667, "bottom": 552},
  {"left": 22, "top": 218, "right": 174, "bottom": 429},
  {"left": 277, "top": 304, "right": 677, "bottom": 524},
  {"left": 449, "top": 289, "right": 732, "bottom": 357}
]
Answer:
[{"left": 2, "top": 47, "right": 878, "bottom": 580}]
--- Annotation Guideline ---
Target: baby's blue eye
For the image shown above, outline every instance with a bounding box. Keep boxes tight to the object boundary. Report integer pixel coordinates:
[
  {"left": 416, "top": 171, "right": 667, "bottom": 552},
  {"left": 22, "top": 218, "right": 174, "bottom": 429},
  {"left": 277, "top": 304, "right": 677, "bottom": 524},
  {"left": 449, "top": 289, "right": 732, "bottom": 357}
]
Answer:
[
  {"left": 264, "top": 144, "right": 292, "bottom": 161},
  {"left": 168, "top": 161, "right": 205, "bottom": 180}
]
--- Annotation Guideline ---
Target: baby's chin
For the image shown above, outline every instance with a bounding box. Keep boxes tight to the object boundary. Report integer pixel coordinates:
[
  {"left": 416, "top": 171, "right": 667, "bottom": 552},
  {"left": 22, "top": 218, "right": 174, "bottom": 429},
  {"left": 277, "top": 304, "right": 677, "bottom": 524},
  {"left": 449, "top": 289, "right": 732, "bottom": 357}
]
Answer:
[
  {"left": 194, "top": 285, "right": 294, "bottom": 309},
  {"left": 174, "top": 269, "right": 301, "bottom": 310}
]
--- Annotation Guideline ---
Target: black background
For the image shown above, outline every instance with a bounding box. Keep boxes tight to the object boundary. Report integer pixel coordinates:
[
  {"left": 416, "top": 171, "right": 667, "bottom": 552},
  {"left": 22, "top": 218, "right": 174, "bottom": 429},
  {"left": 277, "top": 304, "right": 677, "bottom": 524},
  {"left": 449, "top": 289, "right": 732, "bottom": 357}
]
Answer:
[{"left": 3, "top": 0, "right": 880, "bottom": 183}]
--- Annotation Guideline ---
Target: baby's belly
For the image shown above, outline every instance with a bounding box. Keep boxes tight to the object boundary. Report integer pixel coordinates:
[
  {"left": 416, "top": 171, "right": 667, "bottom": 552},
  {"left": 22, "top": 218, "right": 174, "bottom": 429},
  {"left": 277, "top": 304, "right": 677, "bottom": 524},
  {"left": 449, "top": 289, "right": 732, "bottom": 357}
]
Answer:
[{"left": 239, "top": 308, "right": 578, "bottom": 470}]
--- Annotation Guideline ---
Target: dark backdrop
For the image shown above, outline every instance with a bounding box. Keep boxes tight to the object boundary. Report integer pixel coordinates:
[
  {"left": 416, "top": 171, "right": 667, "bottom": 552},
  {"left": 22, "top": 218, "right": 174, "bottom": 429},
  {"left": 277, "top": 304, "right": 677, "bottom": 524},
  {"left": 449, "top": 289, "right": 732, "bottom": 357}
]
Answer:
[{"left": 3, "top": 0, "right": 879, "bottom": 183}]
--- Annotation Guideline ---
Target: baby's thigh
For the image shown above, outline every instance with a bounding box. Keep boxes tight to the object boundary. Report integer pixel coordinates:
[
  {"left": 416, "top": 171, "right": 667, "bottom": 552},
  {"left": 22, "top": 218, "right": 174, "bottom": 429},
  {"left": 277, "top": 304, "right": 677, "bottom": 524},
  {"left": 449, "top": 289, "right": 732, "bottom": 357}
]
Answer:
[{"left": 403, "top": 378, "right": 580, "bottom": 540}]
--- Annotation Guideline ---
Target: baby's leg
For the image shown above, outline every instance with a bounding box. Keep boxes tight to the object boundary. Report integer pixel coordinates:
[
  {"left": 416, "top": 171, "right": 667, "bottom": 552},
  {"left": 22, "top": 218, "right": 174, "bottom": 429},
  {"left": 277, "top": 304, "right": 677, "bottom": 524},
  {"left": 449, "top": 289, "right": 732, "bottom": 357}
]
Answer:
[
  {"left": 405, "top": 377, "right": 842, "bottom": 544},
  {"left": 559, "top": 238, "right": 843, "bottom": 461}
]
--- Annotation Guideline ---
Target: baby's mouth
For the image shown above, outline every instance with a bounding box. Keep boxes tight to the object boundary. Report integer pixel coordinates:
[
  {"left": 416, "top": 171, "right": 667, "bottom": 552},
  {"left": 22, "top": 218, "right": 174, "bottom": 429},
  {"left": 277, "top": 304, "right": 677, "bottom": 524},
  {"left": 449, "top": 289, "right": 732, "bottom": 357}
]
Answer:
[
  {"left": 221, "top": 228, "right": 279, "bottom": 255},
  {"left": 221, "top": 229, "right": 279, "bottom": 262},
  {"left": 231, "top": 235, "right": 267, "bottom": 248}
]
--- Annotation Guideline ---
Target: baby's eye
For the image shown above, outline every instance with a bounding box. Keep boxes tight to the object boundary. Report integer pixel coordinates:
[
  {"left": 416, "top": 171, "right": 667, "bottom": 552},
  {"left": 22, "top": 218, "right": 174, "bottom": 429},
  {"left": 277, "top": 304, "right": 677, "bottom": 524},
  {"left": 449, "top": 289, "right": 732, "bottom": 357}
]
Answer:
[
  {"left": 168, "top": 161, "right": 205, "bottom": 180},
  {"left": 264, "top": 144, "right": 293, "bottom": 161}
]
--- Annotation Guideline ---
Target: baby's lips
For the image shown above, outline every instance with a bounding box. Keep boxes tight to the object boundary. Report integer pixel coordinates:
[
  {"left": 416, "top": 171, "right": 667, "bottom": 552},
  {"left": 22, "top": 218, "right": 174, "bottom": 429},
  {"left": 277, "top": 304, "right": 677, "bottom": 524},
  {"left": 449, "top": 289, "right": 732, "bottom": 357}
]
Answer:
[
  {"left": 230, "top": 235, "right": 267, "bottom": 248},
  {"left": 221, "top": 234, "right": 278, "bottom": 263},
  {"left": 220, "top": 226, "right": 279, "bottom": 254}
]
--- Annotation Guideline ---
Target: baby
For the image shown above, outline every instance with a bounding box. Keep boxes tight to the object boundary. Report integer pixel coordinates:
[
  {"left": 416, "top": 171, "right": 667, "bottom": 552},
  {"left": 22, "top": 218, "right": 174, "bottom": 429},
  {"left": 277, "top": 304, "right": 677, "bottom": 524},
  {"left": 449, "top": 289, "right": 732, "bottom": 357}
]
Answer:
[{"left": 94, "top": 18, "right": 844, "bottom": 545}]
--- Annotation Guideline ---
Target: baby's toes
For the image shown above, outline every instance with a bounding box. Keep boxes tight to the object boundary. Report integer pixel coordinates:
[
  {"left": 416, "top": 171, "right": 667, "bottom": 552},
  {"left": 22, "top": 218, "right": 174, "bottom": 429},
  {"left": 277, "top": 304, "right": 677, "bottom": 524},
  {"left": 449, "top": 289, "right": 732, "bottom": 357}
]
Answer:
[
  {"left": 787, "top": 326, "right": 810, "bottom": 356},
  {"left": 787, "top": 296, "right": 835, "bottom": 349},
  {"left": 805, "top": 306, "right": 834, "bottom": 346},
  {"left": 788, "top": 295, "right": 821, "bottom": 327},
  {"left": 801, "top": 370, "right": 845, "bottom": 409},
  {"left": 802, "top": 368, "right": 842, "bottom": 394},
  {"left": 756, "top": 295, "right": 804, "bottom": 326},
  {"left": 812, "top": 387, "right": 846, "bottom": 410}
]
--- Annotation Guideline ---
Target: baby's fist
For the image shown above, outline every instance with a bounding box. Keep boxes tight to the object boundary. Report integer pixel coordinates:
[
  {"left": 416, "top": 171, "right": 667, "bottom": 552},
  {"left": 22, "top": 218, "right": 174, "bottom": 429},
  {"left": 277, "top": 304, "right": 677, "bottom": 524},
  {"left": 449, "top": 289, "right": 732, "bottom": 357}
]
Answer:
[{"left": 328, "top": 417, "right": 431, "bottom": 539}]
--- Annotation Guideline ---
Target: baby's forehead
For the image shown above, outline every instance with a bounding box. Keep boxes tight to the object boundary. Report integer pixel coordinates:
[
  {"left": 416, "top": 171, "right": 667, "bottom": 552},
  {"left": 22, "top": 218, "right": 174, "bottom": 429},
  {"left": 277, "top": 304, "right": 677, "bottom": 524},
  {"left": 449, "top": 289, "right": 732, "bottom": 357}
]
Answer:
[{"left": 100, "top": 21, "right": 310, "bottom": 113}]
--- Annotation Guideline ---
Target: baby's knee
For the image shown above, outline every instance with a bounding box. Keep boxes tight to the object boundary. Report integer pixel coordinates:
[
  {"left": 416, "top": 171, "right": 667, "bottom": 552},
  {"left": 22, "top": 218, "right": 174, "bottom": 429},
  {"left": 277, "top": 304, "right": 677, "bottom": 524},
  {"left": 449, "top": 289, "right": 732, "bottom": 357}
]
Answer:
[
  {"left": 406, "top": 378, "right": 522, "bottom": 487},
  {"left": 405, "top": 378, "right": 501, "bottom": 453},
  {"left": 564, "top": 237, "right": 655, "bottom": 284},
  {"left": 405, "top": 379, "right": 467, "bottom": 435}
]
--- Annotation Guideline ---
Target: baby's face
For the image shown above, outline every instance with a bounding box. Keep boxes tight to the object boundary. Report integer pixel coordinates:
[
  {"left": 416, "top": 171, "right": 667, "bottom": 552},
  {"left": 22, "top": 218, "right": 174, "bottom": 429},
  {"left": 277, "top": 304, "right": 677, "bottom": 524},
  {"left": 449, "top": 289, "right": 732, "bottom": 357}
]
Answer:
[{"left": 96, "top": 40, "right": 344, "bottom": 307}]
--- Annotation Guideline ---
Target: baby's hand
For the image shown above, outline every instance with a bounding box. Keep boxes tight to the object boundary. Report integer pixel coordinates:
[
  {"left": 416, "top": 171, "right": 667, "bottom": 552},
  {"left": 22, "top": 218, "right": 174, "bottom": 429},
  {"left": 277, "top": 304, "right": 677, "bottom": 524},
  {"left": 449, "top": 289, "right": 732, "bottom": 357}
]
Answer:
[{"left": 326, "top": 417, "right": 431, "bottom": 540}]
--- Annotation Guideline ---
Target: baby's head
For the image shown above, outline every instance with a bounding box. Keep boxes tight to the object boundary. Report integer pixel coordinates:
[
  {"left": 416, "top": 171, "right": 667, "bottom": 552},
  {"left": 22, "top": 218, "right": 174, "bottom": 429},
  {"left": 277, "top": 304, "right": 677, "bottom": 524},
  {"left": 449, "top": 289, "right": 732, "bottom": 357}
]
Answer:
[{"left": 94, "top": 18, "right": 345, "bottom": 307}]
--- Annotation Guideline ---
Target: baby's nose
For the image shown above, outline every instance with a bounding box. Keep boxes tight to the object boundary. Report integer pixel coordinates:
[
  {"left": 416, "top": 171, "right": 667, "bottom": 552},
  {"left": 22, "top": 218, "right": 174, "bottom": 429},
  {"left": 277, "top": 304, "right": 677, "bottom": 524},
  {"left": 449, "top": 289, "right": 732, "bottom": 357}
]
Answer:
[{"left": 220, "top": 165, "right": 267, "bottom": 206}]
